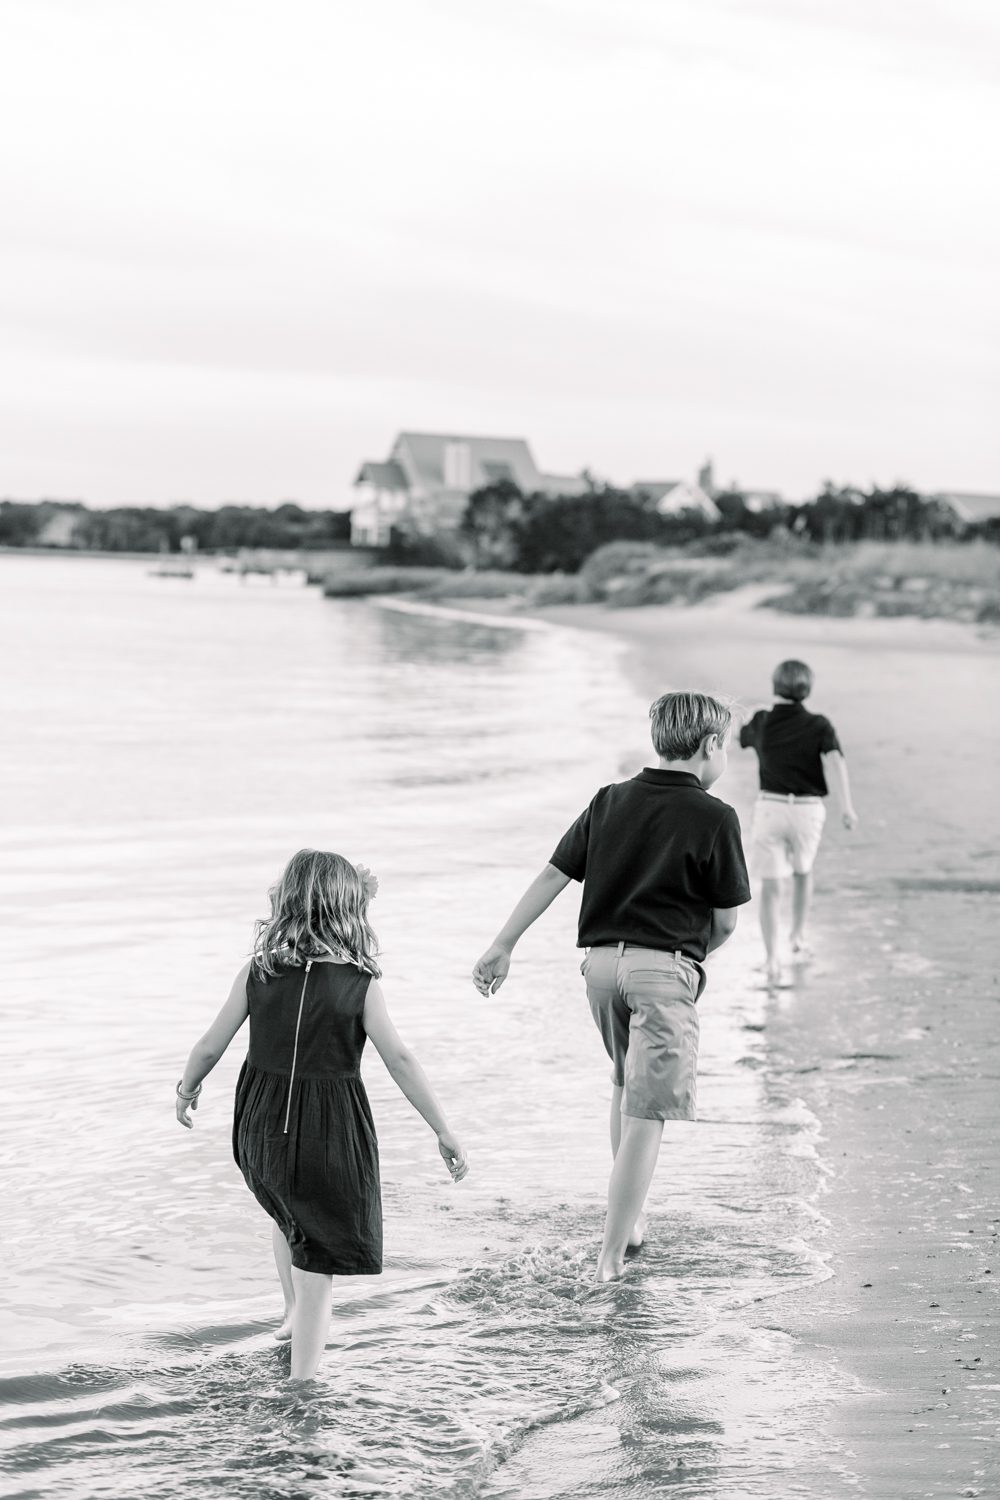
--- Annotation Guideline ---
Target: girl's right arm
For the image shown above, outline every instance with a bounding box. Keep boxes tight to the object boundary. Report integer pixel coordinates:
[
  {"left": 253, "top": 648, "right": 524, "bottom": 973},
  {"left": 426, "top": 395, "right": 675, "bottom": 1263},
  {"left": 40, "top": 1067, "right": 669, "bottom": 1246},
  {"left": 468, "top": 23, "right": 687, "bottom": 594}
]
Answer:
[
  {"left": 176, "top": 961, "right": 251, "bottom": 1128},
  {"left": 363, "top": 981, "right": 469, "bottom": 1181}
]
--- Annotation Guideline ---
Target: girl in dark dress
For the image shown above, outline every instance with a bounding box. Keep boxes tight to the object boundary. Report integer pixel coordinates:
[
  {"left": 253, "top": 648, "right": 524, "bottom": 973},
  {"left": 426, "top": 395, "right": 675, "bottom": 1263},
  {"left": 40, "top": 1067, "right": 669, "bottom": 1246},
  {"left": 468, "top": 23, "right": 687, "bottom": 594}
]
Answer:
[{"left": 176, "top": 849, "right": 468, "bottom": 1380}]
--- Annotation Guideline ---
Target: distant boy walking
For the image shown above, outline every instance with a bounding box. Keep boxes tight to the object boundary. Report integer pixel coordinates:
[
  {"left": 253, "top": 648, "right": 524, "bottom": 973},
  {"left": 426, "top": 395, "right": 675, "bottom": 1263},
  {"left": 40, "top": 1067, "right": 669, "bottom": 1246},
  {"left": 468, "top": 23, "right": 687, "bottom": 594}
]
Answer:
[
  {"left": 473, "top": 692, "right": 751, "bottom": 1281},
  {"left": 739, "top": 659, "right": 858, "bottom": 986}
]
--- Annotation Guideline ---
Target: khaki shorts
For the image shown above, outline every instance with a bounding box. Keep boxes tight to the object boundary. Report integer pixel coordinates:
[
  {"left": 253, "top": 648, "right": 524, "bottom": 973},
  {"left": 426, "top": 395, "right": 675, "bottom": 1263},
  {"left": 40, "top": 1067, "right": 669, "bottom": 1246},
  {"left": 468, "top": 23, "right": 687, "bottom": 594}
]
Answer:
[
  {"left": 582, "top": 943, "right": 705, "bottom": 1121},
  {"left": 750, "top": 794, "right": 826, "bottom": 879}
]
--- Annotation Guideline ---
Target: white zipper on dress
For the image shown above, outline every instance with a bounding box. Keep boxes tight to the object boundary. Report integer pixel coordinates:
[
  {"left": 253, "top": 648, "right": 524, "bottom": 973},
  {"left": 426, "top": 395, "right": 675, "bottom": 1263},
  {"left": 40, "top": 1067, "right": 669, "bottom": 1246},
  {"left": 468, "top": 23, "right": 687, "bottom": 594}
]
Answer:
[{"left": 283, "top": 958, "right": 313, "bottom": 1134}]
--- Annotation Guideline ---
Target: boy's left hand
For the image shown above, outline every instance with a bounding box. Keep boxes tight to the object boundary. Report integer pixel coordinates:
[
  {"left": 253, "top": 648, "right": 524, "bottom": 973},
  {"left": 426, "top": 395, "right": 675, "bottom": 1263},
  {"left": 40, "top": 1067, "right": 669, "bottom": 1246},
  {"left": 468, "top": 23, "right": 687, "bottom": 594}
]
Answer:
[
  {"left": 472, "top": 945, "right": 510, "bottom": 995},
  {"left": 842, "top": 809, "right": 859, "bottom": 831}
]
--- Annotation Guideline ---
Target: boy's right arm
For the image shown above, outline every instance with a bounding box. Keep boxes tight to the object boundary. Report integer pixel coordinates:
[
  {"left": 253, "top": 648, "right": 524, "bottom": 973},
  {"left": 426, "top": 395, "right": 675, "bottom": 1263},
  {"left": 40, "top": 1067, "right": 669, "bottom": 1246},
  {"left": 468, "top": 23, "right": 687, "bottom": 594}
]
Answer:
[
  {"left": 473, "top": 863, "right": 571, "bottom": 995},
  {"left": 738, "top": 710, "right": 763, "bottom": 749}
]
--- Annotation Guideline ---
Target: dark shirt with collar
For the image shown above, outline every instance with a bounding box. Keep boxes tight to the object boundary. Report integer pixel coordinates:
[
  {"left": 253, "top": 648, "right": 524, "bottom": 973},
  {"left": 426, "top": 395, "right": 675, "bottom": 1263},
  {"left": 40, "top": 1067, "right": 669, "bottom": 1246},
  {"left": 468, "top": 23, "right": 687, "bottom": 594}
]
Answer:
[
  {"left": 739, "top": 701, "right": 842, "bottom": 796},
  {"left": 548, "top": 769, "right": 751, "bottom": 962}
]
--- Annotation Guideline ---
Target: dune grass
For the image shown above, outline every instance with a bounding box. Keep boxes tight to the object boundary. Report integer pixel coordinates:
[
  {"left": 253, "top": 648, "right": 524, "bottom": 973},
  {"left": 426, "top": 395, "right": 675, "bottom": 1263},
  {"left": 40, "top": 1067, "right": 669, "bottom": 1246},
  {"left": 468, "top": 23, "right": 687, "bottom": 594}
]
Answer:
[{"left": 319, "top": 538, "right": 999, "bottom": 623}]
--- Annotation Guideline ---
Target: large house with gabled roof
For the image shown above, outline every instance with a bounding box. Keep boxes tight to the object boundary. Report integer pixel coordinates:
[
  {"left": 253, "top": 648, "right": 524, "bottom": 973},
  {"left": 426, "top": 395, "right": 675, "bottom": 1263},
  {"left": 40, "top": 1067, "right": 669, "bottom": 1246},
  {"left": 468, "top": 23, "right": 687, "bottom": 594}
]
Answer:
[
  {"left": 932, "top": 491, "right": 1000, "bottom": 529},
  {"left": 350, "top": 431, "right": 587, "bottom": 545}
]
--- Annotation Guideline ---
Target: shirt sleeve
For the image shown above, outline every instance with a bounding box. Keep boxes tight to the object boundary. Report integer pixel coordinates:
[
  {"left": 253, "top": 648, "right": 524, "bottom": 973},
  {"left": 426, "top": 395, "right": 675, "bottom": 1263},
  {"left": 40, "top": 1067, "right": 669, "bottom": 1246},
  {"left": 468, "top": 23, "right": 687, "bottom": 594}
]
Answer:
[
  {"left": 549, "top": 801, "right": 592, "bottom": 882},
  {"left": 739, "top": 710, "right": 764, "bottom": 750},
  {"left": 703, "top": 806, "right": 753, "bottom": 907},
  {"left": 817, "top": 716, "right": 842, "bottom": 755}
]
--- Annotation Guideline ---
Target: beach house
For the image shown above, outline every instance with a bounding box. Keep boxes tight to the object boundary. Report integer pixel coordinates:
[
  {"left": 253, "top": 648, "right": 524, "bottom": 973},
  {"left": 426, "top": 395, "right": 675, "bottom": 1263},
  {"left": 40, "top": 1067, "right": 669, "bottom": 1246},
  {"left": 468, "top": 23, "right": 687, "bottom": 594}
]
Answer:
[
  {"left": 932, "top": 490, "right": 1000, "bottom": 531},
  {"left": 628, "top": 463, "right": 720, "bottom": 522},
  {"left": 350, "top": 431, "right": 587, "bottom": 545}
]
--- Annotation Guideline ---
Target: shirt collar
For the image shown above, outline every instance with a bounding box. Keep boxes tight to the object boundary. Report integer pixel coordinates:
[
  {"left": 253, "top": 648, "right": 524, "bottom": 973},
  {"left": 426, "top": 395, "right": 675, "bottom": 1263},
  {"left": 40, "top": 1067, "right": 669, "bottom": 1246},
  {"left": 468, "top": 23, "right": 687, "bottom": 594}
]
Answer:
[
  {"left": 637, "top": 768, "right": 704, "bottom": 789},
  {"left": 771, "top": 699, "right": 805, "bottom": 712}
]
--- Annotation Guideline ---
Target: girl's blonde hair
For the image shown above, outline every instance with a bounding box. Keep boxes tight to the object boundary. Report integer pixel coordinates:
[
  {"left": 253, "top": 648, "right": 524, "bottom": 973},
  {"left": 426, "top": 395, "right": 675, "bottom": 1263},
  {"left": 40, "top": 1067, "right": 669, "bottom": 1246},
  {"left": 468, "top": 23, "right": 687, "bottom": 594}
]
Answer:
[{"left": 252, "top": 849, "right": 381, "bottom": 979}]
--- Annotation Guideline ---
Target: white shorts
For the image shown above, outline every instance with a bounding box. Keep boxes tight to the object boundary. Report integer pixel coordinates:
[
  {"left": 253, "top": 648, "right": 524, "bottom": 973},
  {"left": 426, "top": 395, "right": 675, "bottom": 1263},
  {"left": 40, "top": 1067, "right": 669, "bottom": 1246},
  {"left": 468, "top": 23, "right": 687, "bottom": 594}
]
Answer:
[{"left": 750, "top": 795, "right": 826, "bottom": 879}]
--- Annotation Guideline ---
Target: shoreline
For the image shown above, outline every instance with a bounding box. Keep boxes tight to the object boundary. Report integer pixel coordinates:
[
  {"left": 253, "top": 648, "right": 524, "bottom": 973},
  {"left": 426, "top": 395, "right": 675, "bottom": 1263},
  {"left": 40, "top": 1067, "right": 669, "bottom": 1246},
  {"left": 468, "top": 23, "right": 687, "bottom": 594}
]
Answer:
[
  {"left": 531, "top": 591, "right": 1000, "bottom": 672},
  {"left": 409, "top": 584, "right": 1000, "bottom": 663},
  {"left": 534, "top": 594, "right": 1000, "bottom": 1496},
  {"left": 371, "top": 584, "right": 1000, "bottom": 1491},
  {"left": 6, "top": 547, "right": 997, "bottom": 629}
]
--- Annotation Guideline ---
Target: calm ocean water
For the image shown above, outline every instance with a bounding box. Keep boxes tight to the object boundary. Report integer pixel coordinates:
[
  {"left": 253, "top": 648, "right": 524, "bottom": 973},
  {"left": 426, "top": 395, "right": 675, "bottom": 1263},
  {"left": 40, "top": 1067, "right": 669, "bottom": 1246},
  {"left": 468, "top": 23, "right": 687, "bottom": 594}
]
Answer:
[{"left": 1, "top": 556, "right": 845, "bottom": 1499}]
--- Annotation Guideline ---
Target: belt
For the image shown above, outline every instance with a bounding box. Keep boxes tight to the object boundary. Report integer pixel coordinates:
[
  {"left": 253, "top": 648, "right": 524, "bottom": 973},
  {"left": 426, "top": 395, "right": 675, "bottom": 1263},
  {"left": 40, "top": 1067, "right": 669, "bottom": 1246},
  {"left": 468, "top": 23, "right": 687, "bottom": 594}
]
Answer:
[
  {"left": 616, "top": 941, "right": 692, "bottom": 961},
  {"left": 759, "top": 791, "right": 822, "bottom": 804}
]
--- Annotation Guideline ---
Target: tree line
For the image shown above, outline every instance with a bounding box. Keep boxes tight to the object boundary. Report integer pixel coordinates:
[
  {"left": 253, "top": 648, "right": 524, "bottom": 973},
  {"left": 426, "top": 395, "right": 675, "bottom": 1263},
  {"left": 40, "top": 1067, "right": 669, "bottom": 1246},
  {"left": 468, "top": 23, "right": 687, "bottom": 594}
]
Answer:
[
  {"left": 0, "top": 500, "right": 351, "bottom": 553},
  {"left": 3, "top": 481, "right": 993, "bottom": 570},
  {"left": 453, "top": 479, "right": 990, "bottom": 574}
]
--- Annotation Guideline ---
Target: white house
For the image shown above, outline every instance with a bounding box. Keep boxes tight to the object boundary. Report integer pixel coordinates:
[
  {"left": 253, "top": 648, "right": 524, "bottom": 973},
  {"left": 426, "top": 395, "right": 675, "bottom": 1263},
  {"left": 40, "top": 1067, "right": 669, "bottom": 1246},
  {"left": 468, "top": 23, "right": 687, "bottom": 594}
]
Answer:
[
  {"left": 628, "top": 478, "right": 720, "bottom": 522},
  {"left": 932, "top": 491, "right": 1000, "bottom": 528},
  {"left": 350, "top": 431, "right": 587, "bottom": 545},
  {"left": 35, "top": 506, "right": 82, "bottom": 546},
  {"left": 740, "top": 489, "right": 786, "bottom": 514}
]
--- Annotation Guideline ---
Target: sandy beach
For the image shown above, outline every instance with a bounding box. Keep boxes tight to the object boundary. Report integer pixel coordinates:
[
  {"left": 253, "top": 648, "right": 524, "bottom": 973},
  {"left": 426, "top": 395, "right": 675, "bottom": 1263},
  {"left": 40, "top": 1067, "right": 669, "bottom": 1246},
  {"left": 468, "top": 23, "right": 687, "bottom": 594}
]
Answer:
[{"left": 532, "top": 595, "right": 1000, "bottom": 1497}]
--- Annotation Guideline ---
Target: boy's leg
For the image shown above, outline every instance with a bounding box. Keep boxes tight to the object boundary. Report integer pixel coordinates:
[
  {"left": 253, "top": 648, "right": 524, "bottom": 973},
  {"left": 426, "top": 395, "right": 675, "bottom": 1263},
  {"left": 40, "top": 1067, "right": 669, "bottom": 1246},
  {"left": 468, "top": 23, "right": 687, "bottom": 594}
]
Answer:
[
  {"left": 609, "top": 1084, "right": 646, "bottom": 1248},
  {"left": 272, "top": 1223, "right": 295, "bottom": 1341},
  {"left": 609, "top": 1083, "right": 623, "bottom": 1157},
  {"left": 790, "top": 870, "right": 813, "bottom": 951},
  {"left": 289, "top": 1267, "right": 333, "bottom": 1380},
  {"left": 760, "top": 877, "right": 785, "bottom": 976},
  {"left": 601, "top": 952, "right": 700, "bottom": 1278},
  {"left": 789, "top": 806, "right": 825, "bottom": 953},
  {"left": 597, "top": 1116, "right": 664, "bottom": 1281}
]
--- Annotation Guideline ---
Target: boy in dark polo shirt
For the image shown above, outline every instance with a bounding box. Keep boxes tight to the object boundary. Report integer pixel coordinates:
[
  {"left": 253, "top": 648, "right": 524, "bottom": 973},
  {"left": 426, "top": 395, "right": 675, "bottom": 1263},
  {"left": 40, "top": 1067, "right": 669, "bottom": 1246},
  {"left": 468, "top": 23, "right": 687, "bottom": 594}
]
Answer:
[
  {"left": 472, "top": 691, "right": 751, "bottom": 1282},
  {"left": 740, "top": 658, "right": 858, "bottom": 985}
]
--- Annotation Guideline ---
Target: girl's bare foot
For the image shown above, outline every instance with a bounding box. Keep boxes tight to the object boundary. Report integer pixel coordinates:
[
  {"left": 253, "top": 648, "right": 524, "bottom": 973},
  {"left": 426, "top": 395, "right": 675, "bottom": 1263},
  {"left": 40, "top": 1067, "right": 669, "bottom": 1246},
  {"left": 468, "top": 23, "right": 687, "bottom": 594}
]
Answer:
[{"left": 274, "top": 1313, "right": 294, "bottom": 1342}]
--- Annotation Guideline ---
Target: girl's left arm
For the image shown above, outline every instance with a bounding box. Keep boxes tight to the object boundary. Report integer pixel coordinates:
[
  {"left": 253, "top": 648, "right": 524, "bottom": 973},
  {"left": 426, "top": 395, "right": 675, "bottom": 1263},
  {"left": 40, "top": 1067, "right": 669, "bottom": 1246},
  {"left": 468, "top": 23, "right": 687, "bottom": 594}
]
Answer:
[
  {"left": 363, "top": 981, "right": 469, "bottom": 1181},
  {"left": 176, "top": 961, "right": 251, "bottom": 1128}
]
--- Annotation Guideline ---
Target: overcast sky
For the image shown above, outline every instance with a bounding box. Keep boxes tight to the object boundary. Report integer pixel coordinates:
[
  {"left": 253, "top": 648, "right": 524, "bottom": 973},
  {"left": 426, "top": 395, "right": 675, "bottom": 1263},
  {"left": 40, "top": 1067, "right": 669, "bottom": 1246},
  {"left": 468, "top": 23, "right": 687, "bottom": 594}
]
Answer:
[{"left": 1, "top": 0, "right": 997, "bottom": 507}]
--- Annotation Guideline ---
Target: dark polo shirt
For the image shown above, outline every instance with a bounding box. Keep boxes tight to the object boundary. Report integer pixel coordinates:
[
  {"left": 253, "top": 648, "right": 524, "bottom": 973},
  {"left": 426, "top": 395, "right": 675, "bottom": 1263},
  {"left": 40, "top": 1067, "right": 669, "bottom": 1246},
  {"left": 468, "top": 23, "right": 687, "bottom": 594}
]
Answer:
[
  {"left": 739, "top": 702, "right": 842, "bottom": 796},
  {"left": 549, "top": 769, "right": 751, "bottom": 962}
]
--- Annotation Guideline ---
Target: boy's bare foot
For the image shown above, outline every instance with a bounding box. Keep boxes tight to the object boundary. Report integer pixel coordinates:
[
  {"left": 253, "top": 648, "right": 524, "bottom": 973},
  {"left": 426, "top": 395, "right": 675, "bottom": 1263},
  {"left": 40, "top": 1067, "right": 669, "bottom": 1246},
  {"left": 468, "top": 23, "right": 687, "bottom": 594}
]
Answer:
[
  {"left": 274, "top": 1314, "right": 294, "bottom": 1342},
  {"left": 627, "top": 1211, "right": 647, "bottom": 1250},
  {"left": 595, "top": 1256, "right": 626, "bottom": 1282}
]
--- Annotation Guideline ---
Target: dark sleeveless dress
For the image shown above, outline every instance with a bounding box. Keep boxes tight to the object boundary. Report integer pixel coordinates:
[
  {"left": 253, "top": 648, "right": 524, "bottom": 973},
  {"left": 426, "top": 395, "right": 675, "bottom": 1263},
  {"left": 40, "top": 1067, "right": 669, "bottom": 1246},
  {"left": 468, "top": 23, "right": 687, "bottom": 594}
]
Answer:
[{"left": 232, "top": 958, "right": 382, "bottom": 1275}]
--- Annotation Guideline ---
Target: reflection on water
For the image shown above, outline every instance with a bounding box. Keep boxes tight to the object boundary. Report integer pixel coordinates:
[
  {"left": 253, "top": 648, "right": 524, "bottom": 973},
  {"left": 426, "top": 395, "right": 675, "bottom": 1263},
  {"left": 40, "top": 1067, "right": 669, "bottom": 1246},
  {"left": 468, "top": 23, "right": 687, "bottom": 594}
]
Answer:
[{"left": 1, "top": 557, "right": 838, "bottom": 1498}]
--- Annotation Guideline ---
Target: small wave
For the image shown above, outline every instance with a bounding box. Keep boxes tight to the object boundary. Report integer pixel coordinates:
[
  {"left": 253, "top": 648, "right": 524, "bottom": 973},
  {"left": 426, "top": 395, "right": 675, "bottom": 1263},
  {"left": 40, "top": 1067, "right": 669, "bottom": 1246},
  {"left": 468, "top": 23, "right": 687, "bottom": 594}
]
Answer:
[
  {"left": 446, "top": 1244, "right": 591, "bottom": 1313},
  {"left": 370, "top": 595, "right": 550, "bottom": 632}
]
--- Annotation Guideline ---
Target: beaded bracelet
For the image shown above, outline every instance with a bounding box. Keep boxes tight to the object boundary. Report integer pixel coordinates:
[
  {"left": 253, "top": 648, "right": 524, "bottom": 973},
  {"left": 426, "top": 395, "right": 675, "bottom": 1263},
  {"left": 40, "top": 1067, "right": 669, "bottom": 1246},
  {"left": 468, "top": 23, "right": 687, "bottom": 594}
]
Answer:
[{"left": 176, "top": 1079, "right": 203, "bottom": 1101}]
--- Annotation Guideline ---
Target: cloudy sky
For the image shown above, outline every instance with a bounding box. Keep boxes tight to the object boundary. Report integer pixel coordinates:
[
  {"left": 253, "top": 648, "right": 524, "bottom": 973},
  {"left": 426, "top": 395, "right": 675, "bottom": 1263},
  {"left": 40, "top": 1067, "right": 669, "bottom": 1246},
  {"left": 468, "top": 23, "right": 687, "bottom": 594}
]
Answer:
[{"left": 1, "top": 0, "right": 997, "bottom": 507}]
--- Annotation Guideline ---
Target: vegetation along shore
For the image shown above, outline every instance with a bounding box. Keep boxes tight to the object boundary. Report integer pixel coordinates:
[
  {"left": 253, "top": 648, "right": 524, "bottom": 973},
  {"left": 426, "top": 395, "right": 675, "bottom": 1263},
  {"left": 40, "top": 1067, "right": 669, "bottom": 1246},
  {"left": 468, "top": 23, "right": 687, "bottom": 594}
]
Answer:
[
  {"left": 323, "top": 538, "right": 1000, "bottom": 628},
  {"left": 4, "top": 478, "right": 998, "bottom": 625}
]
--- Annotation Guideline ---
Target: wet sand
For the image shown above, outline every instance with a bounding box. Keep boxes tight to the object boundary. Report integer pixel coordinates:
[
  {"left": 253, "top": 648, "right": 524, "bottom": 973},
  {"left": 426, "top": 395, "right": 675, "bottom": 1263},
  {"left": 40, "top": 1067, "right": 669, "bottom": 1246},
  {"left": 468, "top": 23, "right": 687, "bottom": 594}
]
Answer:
[{"left": 535, "top": 596, "right": 1000, "bottom": 1498}]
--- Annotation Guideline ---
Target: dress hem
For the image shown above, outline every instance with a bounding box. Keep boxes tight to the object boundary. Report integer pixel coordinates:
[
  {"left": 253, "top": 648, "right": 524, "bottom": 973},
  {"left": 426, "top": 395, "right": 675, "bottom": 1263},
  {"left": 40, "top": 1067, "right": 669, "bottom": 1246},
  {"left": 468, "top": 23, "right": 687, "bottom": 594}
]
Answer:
[{"left": 291, "top": 1256, "right": 383, "bottom": 1276}]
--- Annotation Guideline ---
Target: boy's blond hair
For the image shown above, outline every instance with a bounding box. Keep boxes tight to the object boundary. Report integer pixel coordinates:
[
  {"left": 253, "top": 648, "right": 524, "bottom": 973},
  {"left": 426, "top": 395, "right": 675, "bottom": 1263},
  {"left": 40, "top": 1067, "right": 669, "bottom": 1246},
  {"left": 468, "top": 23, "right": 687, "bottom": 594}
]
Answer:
[{"left": 649, "top": 692, "right": 732, "bottom": 760}]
